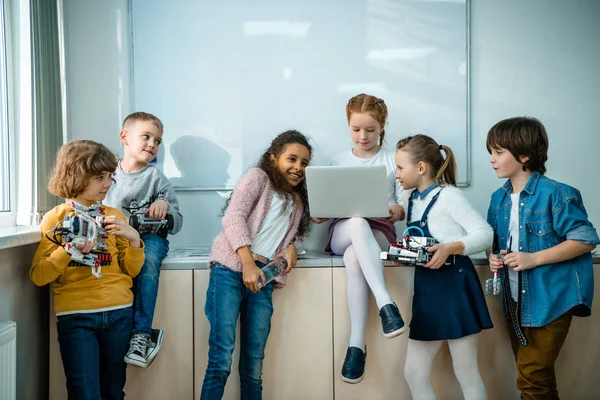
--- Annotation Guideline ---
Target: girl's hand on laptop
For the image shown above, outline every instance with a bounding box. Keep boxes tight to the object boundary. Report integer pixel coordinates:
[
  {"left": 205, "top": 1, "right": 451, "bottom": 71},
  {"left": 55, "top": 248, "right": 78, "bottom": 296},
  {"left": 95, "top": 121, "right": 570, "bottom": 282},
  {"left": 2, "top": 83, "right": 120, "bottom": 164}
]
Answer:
[
  {"left": 146, "top": 199, "right": 168, "bottom": 220},
  {"left": 311, "top": 217, "right": 329, "bottom": 224},
  {"left": 274, "top": 243, "right": 297, "bottom": 274},
  {"left": 387, "top": 204, "right": 405, "bottom": 223}
]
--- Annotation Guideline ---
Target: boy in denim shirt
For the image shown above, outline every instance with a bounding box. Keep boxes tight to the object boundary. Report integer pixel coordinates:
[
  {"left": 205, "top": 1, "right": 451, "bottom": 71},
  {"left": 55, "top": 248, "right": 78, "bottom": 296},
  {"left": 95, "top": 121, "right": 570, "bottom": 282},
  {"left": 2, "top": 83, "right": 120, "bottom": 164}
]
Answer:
[
  {"left": 105, "top": 112, "right": 183, "bottom": 368},
  {"left": 486, "top": 117, "right": 599, "bottom": 399}
]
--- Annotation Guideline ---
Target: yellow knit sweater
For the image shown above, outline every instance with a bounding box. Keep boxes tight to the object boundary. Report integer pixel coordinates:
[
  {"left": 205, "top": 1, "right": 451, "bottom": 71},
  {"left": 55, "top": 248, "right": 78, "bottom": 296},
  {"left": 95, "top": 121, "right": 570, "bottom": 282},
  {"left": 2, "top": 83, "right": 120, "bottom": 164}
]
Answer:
[{"left": 30, "top": 203, "right": 145, "bottom": 314}]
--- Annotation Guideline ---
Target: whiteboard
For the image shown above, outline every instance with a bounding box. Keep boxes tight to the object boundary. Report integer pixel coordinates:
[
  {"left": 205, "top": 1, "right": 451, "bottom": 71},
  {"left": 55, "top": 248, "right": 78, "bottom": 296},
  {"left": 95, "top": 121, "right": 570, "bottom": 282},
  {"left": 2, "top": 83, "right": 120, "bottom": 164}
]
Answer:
[{"left": 131, "top": 0, "right": 470, "bottom": 188}]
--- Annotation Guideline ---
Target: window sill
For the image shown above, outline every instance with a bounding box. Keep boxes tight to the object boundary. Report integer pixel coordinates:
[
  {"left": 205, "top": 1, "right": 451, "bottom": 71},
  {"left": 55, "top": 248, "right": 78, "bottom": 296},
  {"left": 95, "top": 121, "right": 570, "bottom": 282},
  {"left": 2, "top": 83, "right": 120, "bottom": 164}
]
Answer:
[{"left": 0, "top": 225, "right": 41, "bottom": 251}]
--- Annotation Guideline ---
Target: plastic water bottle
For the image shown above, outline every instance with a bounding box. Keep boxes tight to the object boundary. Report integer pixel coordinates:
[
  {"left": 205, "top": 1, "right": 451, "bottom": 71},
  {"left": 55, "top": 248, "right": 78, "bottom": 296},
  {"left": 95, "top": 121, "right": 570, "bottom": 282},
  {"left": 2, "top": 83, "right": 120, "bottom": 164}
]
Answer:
[{"left": 258, "top": 258, "right": 288, "bottom": 288}]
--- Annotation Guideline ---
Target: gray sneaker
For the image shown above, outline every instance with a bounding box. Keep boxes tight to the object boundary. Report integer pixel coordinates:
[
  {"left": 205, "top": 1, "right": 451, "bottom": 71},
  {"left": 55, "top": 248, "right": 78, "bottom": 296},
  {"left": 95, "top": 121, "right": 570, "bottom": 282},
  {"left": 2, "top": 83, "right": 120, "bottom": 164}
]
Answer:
[
  {"left": 124, "top": 333, "right": 150, "bottom": 368},
  {"left": 145, "top": 329, "right": 165, "bottom": 367}
]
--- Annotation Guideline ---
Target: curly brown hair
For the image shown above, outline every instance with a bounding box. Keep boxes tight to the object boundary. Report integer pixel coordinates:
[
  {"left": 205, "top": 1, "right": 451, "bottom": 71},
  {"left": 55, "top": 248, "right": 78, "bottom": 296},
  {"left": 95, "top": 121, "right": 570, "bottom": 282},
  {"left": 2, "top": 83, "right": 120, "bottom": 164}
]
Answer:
[
  {"left": 48, "top": 140, "right": 118, "bottom": 199},
  {"left": 346, "top": 93, "right": 389, "bottom": 146},
  {"left": 486, "top": 117, "right": 548, "bottom": 175}
]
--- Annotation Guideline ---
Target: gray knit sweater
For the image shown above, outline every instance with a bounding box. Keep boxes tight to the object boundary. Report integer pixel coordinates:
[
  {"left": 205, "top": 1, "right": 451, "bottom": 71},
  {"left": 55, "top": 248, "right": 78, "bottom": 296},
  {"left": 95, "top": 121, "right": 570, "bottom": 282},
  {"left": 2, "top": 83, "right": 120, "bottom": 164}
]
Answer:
[{"left": 104, "top": 161, "right": 183, "bottom": 235}]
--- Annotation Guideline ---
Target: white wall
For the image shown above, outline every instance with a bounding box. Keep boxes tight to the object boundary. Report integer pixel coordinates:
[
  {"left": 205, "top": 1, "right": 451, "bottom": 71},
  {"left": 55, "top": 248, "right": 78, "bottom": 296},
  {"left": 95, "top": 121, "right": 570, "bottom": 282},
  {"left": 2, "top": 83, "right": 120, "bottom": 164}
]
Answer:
[
  {"left": 466, "top": 0, "right": 600, "bottom": 229},
  {"left": 130, "top": 0, "right": 470, "bottom": 184},
  {"left": 0, "top": 243, "right": 49, "bottom": 400},
  {"left": 63, "top": 0, "right": 600, "bottom": 251},
  {"left": 62, "top": 0, "right": 132, "bottom": 153}
]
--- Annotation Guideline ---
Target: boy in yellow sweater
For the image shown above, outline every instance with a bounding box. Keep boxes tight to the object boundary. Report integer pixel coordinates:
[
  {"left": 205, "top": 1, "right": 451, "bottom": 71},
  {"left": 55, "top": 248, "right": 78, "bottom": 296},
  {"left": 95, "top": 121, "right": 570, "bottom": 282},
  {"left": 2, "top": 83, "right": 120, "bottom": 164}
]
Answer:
[{"left": 30, "top": 140, "right": 145, "bottom": 400}]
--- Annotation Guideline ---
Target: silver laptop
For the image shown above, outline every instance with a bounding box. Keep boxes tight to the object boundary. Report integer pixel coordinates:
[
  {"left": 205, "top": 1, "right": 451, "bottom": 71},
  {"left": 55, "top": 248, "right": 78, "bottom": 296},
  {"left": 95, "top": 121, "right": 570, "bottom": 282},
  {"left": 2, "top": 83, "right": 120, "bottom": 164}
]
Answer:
[{"left": 305, "top": 165, "right": 390, "bottom": 218}]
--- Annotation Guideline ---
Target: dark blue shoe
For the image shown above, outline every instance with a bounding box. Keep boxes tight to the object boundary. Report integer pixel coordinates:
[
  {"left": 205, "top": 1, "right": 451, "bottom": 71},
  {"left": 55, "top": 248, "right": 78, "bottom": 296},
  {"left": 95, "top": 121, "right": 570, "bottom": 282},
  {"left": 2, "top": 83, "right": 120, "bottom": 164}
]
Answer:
[
  {"left": 341, "top": 346, "right": 366, "bottom": 384},
  {"left": 379, "top": 303, "right": 407, "bottom": 338}
]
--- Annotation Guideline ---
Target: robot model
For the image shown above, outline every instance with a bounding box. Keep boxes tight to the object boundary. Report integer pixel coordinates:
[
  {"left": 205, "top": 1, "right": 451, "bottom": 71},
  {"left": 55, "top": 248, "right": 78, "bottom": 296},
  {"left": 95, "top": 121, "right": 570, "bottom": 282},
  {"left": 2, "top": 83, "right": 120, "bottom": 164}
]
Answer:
[
  {"left": 380, "top": 227, "right": 456, "bottom": 267},
  {"left": 46, "top": 201, "right": 112, "bottom": 279},
  {"left": 124, "top": 192, "right": 174, "bottom": 239}
]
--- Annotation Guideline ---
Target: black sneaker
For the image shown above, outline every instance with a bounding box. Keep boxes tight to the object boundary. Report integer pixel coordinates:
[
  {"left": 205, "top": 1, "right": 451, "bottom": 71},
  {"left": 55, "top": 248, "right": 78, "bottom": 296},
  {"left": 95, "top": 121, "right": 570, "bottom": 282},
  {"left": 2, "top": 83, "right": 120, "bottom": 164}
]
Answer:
[
  {"left": 124, "top": 333, "right": 150, "bottom": 368},
  {"left": 145, "top": 328, "right": 165, "bottom": 367},
  {"left": 341, "top": 346, "right": 366, "bottom": 384},
  {"left": 379, "top": 303, "right": 407, "bottom": 338}
]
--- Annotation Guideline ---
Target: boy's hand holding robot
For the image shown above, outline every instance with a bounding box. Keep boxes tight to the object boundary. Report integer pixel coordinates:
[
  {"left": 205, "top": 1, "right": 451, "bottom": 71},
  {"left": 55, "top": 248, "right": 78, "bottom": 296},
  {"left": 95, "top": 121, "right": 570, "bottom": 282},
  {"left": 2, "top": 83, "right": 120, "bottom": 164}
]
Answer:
[{"left": 125, "top": 192, "right": 174, "bottom": 238}]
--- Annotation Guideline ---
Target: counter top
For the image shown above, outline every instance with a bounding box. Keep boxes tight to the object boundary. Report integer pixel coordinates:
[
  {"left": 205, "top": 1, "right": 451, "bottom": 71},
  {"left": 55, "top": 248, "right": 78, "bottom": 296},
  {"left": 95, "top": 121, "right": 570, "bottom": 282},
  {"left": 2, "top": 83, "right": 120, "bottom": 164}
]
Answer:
[
  {"left": 0, "top": 226, "right": 41, "bottom": 251},
  {"left": 162, "top": 247, "right": 600, "bottom": 270}
]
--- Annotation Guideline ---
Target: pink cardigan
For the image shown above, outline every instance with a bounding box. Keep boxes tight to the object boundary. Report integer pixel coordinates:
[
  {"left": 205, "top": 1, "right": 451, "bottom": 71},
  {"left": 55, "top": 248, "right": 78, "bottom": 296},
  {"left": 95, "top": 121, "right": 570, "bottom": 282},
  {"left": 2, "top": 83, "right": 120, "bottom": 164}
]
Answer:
[{"left": 209, "top": 168, "right": 304, "bottom": 284}]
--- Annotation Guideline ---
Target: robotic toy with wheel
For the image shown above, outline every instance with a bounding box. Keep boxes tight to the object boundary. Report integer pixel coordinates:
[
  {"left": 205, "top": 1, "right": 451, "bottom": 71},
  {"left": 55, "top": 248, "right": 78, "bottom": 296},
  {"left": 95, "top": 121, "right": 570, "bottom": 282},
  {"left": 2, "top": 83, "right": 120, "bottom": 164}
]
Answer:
[
  {"left": 380, "top": 226, "right": 456, "bottom": 267},
  {"left": 46, "top": 201, "right": 112, "bottom": 278},
  {"left": 124, "top": 192, "right": 174, "bottom": 239}
]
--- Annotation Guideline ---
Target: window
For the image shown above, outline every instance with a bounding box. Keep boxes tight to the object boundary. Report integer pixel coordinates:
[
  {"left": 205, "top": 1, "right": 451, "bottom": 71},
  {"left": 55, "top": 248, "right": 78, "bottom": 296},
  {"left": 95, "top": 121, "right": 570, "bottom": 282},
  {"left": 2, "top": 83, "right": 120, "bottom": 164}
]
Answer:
[
  {"left": 1, "top": 0, "right": 36, "bottom": 228},
  {"left": 0, "top": 0, "right": 10, "bottom": 216}
]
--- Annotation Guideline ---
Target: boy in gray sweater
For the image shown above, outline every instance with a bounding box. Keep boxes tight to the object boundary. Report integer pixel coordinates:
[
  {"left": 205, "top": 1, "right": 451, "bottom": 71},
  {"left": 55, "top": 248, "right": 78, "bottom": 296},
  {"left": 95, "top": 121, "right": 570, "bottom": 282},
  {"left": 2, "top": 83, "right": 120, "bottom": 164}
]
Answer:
[{"left": 104, "top": 112, "right": 183, "bottom": 368}]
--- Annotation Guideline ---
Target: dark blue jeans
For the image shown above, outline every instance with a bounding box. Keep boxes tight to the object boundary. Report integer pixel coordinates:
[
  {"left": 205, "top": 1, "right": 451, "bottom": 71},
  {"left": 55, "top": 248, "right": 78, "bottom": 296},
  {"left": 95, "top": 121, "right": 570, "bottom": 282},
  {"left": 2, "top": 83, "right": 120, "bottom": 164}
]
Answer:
[
  {"left": 132, "top": 233, "right": 169, "bottom": 335},
  {"left": 56, "top": 307, "right": 133, "bottom": 400},
  {"left": 200, "top": 263, "right": 274, "bottom": 400}
]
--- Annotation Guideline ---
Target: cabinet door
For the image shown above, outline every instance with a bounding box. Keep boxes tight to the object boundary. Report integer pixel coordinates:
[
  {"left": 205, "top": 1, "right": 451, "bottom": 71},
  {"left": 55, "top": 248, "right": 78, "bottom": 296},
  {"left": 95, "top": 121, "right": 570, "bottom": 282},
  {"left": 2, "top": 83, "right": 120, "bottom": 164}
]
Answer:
[
  {"left": 49, "top": 270, "right": 194, "bottom": 399},
  {"left": 332, "top": 267, "right": 416, "bottom": 400},
  {"left": 332, "top": 265, "right": 521, "bottom": 400},
  {"left": 125, "top": 270, "right": 194, "bottom": 399},
  {"left": 49, "top": 294, "right": 66, "bottom": 400},
  {"left": 194, "top": 267, "right": 334, "bottom": 400},
  {"left": 194, "top": 269, "right": 241, "bottom": 400},
  {"left": 555, "top": 265, "right": 600, "bottom": 396}
]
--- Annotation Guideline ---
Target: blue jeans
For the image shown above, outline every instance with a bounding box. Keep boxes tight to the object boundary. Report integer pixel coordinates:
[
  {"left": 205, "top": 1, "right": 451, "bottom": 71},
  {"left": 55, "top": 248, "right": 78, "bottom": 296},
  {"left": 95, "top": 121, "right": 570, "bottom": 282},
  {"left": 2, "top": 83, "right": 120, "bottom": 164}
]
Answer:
[
  {"left": 200, "top": 263, "right": 274, "bottom": 400},
  {"left": 132, "top": 233, "right": 169, "bottom": 335},
  {"left": 56, "top": 307, "right": 133, "bottom": 400}
]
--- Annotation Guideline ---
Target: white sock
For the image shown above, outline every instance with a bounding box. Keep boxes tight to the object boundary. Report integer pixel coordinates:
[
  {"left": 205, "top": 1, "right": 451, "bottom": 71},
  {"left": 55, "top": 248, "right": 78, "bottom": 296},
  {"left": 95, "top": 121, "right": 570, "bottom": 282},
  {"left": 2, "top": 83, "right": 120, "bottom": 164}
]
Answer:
[
  {"left": 342, "top": 245, "right": 369, "bottom": 350},
  {"left": 448, "top": 334, "right": 487, "bottom": 400},
  {"left": 330, "top": 218, "right": 394, "bottom": 309},
  {"left": 404, "top": 339, "right": 443, "bottom": 400},
  {"left": 404, "top": 335, "right": 488, "bottom": 400}
]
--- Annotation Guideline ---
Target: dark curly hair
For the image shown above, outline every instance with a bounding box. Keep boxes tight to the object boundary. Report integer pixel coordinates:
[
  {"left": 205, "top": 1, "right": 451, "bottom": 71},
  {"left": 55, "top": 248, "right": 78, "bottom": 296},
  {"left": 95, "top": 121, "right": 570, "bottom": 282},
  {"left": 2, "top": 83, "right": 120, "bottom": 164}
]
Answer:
[{"left": 222, "top": 130, "right": 313, "bottom": 240}]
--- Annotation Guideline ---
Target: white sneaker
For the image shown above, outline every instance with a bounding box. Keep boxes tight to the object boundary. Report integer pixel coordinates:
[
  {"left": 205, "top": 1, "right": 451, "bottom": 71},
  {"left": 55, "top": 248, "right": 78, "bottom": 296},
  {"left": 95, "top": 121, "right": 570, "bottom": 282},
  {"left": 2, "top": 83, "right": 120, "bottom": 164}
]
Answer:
[
  {"left": 145, "top": 329, "right": 165, "bottom": 367},
  {"left": 124, "top": 333, "right": 150, "bottom": 368}
]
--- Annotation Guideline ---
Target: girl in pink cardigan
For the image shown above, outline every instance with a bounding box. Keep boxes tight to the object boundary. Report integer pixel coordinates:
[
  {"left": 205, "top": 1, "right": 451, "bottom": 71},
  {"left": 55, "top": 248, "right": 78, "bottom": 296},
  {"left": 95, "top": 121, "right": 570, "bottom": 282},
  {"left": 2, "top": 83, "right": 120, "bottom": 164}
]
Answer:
[{"left": 201, "top": 130, "right": 312, "bottom": 400}]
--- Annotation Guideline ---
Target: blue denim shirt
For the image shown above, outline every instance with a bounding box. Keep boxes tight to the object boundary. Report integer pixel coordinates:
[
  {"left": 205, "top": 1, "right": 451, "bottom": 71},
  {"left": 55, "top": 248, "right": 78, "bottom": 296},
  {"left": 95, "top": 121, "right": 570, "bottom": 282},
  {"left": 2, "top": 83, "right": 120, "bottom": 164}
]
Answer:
[{"left": 487, "top": 173, "right": 599, "bottom": 327}]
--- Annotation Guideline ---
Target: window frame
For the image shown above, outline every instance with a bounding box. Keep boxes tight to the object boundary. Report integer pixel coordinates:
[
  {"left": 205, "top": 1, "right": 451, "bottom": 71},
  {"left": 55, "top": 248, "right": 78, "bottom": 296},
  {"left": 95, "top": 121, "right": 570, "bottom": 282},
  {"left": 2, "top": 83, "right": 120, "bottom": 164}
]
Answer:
[{"left": 0, "top": 0, "right": 16, "bottom": 227}]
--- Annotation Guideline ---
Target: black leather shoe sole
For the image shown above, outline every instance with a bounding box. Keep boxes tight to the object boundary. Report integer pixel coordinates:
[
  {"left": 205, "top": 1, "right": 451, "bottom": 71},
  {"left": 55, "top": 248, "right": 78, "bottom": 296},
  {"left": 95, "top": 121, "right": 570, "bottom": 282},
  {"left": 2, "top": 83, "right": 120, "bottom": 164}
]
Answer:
[{"left": 383, "top": 324, "right": 407, "bottom": 339}]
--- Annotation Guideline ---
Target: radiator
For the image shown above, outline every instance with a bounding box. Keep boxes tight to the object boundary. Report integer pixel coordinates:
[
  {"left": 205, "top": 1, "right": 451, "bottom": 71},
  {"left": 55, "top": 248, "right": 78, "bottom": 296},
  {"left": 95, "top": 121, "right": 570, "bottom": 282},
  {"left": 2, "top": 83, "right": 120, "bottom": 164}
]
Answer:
[{"left": 0, "top": 322, "right": 16, "bottom": 400}]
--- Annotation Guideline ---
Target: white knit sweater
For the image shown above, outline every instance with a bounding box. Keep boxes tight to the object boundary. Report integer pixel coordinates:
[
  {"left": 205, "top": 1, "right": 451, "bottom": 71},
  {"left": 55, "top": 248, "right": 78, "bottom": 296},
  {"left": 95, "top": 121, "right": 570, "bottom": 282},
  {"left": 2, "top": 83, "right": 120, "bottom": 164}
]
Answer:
[{"left": 403, "top": 186, "right": 493, "bottom": 256}]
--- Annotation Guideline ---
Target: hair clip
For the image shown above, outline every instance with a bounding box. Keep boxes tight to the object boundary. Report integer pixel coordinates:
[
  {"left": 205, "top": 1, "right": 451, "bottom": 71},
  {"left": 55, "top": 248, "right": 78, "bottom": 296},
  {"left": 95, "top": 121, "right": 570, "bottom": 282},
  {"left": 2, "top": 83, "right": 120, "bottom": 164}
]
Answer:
[{"left": 439, "top": 144, "right": 443, "bottom": 150}]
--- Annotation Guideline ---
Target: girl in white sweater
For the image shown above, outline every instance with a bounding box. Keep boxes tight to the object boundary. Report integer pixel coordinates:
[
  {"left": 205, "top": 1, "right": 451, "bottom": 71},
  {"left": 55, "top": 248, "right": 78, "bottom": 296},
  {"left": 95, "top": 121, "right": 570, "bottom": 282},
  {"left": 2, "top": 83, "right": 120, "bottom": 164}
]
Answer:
[{"left": 394, "top": 134, "right": 493, "bottom": 400}]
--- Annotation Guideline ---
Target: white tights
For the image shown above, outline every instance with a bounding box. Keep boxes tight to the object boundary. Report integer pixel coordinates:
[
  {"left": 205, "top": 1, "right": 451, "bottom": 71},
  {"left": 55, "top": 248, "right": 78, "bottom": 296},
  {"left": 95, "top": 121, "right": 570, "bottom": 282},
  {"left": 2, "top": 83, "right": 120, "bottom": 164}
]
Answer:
[
  {"left": 404, "top": 334, "right": 487, "bottom": 400},
  {"left": 330, "top": 217, "right": 394, "bottom": 350}
]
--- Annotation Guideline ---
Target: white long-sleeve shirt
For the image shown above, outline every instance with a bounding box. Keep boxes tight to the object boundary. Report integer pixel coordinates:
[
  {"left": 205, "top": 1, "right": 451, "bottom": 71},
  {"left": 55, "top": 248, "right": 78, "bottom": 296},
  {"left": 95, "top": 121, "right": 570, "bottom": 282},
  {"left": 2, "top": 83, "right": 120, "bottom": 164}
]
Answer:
[
  {"left": 403, "top": 186, "right": 493, "bottom": 255},
  {"left": 331, "top": 149, "right": 403, "bottom": 205}
]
